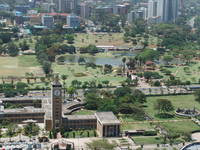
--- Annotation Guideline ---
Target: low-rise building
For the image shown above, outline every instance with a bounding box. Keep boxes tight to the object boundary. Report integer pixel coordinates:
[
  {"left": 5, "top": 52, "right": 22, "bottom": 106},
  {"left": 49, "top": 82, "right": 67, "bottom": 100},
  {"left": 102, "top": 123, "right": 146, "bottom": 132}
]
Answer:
[
  {"left": 95, "top": 112, "right": 121, "bottom": 137},
  {"left": 0, "top": 4, "right": 10, "bottom": 11},
  {"left": 15, "top": 5, "right": 30, "bottom": 14},
  {"left": 62, "top": 115, "right": 97, "bottom": 130},
  {"left": 67, "top": 15, "right": 80, "bottom": 28},
  {"left": 41, "top": 15, "right": 54, "bottom": 28},
  {"left": 0, "top": 76, "right": 121, "bottom": 138},
  {"left": 0, "top": 106, "right": 45, "bottom": 123}
]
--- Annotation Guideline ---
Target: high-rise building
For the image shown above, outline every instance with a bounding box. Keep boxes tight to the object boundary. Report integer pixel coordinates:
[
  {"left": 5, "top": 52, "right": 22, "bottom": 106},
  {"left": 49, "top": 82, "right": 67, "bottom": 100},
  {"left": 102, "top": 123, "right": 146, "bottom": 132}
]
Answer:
[
  {"left": 148, "top": 0, "right": 158, "bottom": 19},
  {"left": 80, "top": 2, "right": 91, "bottom": 18},
  {"left": 58, "top": 0, "right": 77, "bottom": 13},
  {"left": 148, "top": 0, "right": 179, "bottom": 23},
  {"left": 127, "top": 7, "right": 147, "bottom": 24}
]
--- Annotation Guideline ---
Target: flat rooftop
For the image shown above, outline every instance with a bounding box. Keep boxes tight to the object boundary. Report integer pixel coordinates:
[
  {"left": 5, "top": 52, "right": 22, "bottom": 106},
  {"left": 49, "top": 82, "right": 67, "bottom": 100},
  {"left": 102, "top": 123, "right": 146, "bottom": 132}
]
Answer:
[
  {"left": 95, "top": 112, "right": 120, "bottom": 125},
  {"left": 63, "top": 115, "right": 96, "bottom": 120},
  {"left": 3, "top": 107, "right": 44, "bottom": 114},
  {"left": 0, "top": 97, "right": 50, "bottom": 101}
]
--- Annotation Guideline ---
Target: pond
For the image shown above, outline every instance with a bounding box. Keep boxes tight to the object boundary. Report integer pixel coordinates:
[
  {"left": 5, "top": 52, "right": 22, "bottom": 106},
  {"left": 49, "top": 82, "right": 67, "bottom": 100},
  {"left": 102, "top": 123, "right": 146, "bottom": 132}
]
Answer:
[{"left": 59, "top": 52, "right": 136, "bottom": 66}]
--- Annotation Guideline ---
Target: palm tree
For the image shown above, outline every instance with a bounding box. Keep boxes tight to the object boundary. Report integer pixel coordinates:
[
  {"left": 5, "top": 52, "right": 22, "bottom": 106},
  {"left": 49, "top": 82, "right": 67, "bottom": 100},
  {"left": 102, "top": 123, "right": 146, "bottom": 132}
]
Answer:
[
  {"left": 0, "top": 128, "right": 2, "bottom": 143},
  {"left": 17, "top": 127, "right": 23, "bottom": 141},
  {"left": 126, "top": 57, "right": 136, "bottom": 70},
  {"left": 122, "top": 57, "right": 126, "bottom": 75},
  {"left": 6, "top": 124, "right": 16, "bottom": 142},
  {"left": 67, "top": 86, "right": 76, "bottom": 99},
  {"left": 24, "top": 122, "right": 40, "bottom": 141}
]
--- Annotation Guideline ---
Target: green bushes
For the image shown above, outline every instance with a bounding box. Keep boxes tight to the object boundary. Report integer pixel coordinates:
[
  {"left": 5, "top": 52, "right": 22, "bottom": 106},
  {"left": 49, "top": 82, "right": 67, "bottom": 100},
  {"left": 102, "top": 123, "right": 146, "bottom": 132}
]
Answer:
[
  {"left": 62, "top": 130, "right": 96, "bottom": 138},
  {"left": 143, "top": 130, "right": 157, "bottom": 136},
  {"left": 0, "top": 82, "right": 28, "bottom": 97}
]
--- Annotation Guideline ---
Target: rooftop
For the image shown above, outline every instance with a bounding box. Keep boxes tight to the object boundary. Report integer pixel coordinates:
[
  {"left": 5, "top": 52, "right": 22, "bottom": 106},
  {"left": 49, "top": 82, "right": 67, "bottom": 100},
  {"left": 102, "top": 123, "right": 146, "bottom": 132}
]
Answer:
[
  {"left": 3, "top": 107, "right": 44, "bottom": 114},
  {"left": 95, "top": 112, "right": 120, "bottom": 125},
  {"left": 63, "top": 115, "right": 96, "bottom": 120}
]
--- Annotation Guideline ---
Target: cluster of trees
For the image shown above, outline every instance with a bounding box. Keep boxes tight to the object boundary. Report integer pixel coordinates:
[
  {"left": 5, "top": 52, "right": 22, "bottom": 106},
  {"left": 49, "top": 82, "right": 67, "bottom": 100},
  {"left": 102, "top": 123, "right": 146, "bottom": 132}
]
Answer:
[
  {"left": 79, "top": 44, "right": 99, "bottom": 54},
  {"left": 0, "top": 42, "right": 19, "bottom": 56},
  {"left": 84, "top": 87, "right": 147, "bottom": 120},
  {"left": 0, "top": 28, "right": 30, "bottom": 56},
  {"left": 154, "top": 99, "right": 174, "bottom": 118},
  {"left": 19, "top": 40, "right": 30, "bottom": 51},
  {"left": 120, "top": 49, "right": 159, "bottom": 73},
  {"left": 0, "top": 122, "right": 40, "bottom": 142},
  {"left": 35, "top": 34, "right": 76, "bottom": 75},
  {"left": 86, "top": 139, "right": 117, "bottom": 150},
  {"left": 91, "top": 12, "right": 121, "bottom": 32},
  {"left": 0, "top": 32, "right": 12, "bottom": 43},
  {"left": 124, "top": 19, "right": 146, "bottom": 37},
  {"left": 164, "top": 75, "right": 191, "bottom": 86},
  {"left": 0, "top": 82, "right": 28, "bottom": 97},
  {"left": 124, "top": 19, "right": 147, "bottom": 45},
  {"left": 69, "top": 79, "right": 110, "bottom": 89},
  {"left": 136, "top": 49, "right": 160, "bottom": 62}
]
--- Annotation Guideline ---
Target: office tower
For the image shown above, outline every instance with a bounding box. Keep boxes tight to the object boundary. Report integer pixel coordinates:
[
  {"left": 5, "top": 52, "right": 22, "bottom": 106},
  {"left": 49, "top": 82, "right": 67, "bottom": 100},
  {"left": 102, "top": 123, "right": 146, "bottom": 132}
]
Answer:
[
  {"left": 127, "top": 7, "right": 147, "bottom": 24},
  {"left": 148, "top": 0, "right": 179, "bottom": 23},
  {"left": 147, "top": 0, "right": 158, "bottom": 19},
  {"left": 80, "top": 2, "right": 91, "bottom": 18},
  {"left": 162, "top": 0, "right": 179, "bottom": 22},
  {"left": 58, "top": 0, "right": 77, "bottom": 13}
]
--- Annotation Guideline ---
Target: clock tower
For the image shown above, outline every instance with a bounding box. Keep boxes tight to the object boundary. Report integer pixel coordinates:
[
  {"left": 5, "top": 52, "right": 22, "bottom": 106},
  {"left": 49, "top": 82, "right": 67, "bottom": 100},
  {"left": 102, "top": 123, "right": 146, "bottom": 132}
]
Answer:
[{"left": 51, "top": 74, "right": 62, "bottom": 130}]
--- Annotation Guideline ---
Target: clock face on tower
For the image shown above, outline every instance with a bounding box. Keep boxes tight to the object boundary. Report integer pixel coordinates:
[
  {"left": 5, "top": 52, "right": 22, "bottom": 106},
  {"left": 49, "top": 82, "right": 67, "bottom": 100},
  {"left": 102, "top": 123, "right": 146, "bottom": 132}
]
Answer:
[{"left": 54, "top": 89, "right": 61, "bottom": 97}]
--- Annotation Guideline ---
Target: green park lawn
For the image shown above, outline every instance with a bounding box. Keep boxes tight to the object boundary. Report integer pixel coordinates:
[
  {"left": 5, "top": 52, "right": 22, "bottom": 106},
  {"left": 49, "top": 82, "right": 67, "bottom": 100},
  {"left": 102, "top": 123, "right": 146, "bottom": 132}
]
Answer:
[
  {"left": 159, "top": 120, "right": 200, "bottom": 134},
  {"left": 0, "top": 55, "right": 43, "bottom": 77},
  {"left": 161, "top": 62, "right": 200, "bottom": 83},
  {"left": 121, "top": 122, "right": 154, "bottom": 131},
  {"left": 52, "top": 63, "right": 125, "bottom": 87},
  {"left": 132, "top": 136, "right": 163, "bottom": 145},
  {"left": 74, "top": 33, "right": 132, "bottom": 47},
  {"left": 144, "top": 95, "right": 200, "bottom": 120}
]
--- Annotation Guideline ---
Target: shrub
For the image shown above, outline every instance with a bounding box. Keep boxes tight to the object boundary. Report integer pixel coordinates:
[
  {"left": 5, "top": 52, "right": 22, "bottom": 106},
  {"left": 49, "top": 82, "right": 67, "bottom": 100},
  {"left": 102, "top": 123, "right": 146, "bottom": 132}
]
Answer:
[
  {"left": 73, "top": 72, "right": 87, "bottom": 77},
  {"left": 143, "top": 130, "right": 157, "bottom": 136}
]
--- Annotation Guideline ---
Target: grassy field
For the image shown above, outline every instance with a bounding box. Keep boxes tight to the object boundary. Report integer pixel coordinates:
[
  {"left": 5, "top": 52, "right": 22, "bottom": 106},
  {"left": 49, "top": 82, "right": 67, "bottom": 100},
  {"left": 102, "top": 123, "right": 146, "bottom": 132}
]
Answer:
[
  {"left": 144, "top": 95, "right": 200, "bottom": 120},
  {"left": 0, "top": 53, "right": 126, "bottom": 86},
  {"left": 159, "top": 120, "right": 200, "bottom": 134},
  {"left": 0, "top": 55, "right": 43, "bottom": 77},
  {"left": 52, "top": 63, "right": 125, "bottom": 87},
  {"left": 132, "top": 136, "right": 163, "bottom": 145},
  {"left": 121, "top": 122, "right": 155, "bottom": 131},
  {"left": 161, "top": 62, "right": 200, "bottom": 83},
  {"left": 74, "top": 33, "right": 132, "bottom": 47}
]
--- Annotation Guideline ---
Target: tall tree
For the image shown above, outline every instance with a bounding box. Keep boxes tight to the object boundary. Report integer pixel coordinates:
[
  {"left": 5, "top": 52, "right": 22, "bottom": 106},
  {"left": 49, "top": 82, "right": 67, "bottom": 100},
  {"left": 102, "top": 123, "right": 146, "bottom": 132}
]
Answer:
[
  {"left": 86, "top": 139, "right": 117, "bottom": 150},
  {"left": 154, "top": 99, "right": 174, "bottom": 114},
  {"left": 194, "top": 89, "right": 200, "bottom": 103},
  {"left": 23, "top": 123, "right": 40, "bottom": 139}
]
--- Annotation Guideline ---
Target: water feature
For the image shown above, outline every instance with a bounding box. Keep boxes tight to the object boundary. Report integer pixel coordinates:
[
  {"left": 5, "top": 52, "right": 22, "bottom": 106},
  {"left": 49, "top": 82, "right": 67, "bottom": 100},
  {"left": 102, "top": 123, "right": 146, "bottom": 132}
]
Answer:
[{"left": 58, "top": 52, "right": 136, "bottom": 66}]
